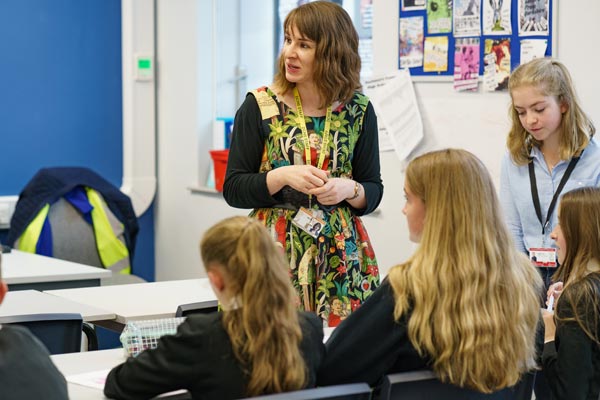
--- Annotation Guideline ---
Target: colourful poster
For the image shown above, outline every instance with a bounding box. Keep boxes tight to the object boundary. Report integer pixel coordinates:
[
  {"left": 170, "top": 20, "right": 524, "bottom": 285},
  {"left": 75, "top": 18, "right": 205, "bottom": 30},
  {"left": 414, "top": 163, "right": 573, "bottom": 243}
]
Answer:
[
  {"left": 427, "top": 0, "right": 452, "bottom": 34},
  {"left": 483, "top": 38, "right": 511, "bottom": 91},
  {"left": 483, "top": 0, "right": 512, "bottom": 35},
  {"left": 399, "top": 16, "right": 425, "bottom": 69},
  {"left": 454, "top": 38, "right": 480, "bottom": 91},
  {"left": 423, "top": 36, "right": 449, "bottom": 72}
]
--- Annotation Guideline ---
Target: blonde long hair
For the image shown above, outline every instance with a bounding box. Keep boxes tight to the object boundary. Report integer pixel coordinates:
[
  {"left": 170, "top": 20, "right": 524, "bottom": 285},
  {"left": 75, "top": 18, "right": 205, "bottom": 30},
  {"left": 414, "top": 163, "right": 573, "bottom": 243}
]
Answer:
[
  {"left": 389, "top": 149, "right": 542, "bottom": 392},
  {"left": 272, "top": 1, "right": 361, "bottom": 108},
  {"left": 200, "top": 216, "right": 306, "bottom": 396},
  {"left": 507, "top": 58, "right": 594, "bottom": 165}
]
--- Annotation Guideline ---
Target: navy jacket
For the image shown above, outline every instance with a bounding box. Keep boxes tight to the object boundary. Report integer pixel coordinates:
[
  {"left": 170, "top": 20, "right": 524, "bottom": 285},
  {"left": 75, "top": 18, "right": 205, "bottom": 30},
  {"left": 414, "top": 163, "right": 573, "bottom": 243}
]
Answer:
[{"left": 7, "top": 167, "right": 139, "bottom": 259}]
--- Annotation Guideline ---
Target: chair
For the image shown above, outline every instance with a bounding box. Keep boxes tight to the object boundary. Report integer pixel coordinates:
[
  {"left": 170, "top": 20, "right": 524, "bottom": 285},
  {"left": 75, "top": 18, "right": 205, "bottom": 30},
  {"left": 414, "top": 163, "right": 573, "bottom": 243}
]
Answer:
[
  {"left": 379, "top": 370, "right": 534, "bottom": 400},
  {"left": 0, "top": 313, "right": 83, "bottom": 354},
  {"left": 7, "top": 167, "right": 145, "bottom": 285},
  {"left": 175, "top": 300, "right": 219, "bottom": 317},
  {"left": 237, "top": 383, "right": 372, "bottom": 400}
]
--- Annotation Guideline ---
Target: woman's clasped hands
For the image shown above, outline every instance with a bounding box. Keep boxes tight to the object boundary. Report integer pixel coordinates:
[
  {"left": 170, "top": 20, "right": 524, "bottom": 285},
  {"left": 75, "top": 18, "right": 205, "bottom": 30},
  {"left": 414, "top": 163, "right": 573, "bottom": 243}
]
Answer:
[{"left": 268, "top": 165, "right": 357, "bottom": 205}]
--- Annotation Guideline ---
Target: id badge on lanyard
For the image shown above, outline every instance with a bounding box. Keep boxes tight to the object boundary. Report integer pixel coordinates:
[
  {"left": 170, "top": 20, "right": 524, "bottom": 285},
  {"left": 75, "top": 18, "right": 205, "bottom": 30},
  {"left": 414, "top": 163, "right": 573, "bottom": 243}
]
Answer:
[
  {"left": 528, "top": 152, "right": 582, "bottom": 268},
  {"left": 529, "top": 247, "right": 557, "bottom": 268},
  {"left": 292, "top": 207, "right": 325, "bottom": 239}
]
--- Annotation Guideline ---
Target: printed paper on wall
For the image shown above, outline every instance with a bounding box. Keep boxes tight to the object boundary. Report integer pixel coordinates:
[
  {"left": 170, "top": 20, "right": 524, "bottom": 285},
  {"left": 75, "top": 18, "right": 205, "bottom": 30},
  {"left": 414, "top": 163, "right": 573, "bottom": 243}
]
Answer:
[
  {"left": 399, "top": 16, "right": 425, "bottom": 69},
  {"left": 423, "top": 36, "right": 449, "bottom": 72},
  {"left": 454, "top": 38, "right": 480, "bottom": 91},
  {"left": 518, "top": 0, "right": 550, "bottom": 36},
  {"left": 427, "top": 0, "right": 452, "bottom": 34},
  {"left": 483, "top": 0, "right": 512, "bottom": 35},
  {"left": 520, "top": 39, "right": 547, "bottom": 64},
  {"left": 483, "top": 38, "right": 511, "bottom": 91},
  {"left": 454, "top": 0, "right": 482, "bottom": 37}
]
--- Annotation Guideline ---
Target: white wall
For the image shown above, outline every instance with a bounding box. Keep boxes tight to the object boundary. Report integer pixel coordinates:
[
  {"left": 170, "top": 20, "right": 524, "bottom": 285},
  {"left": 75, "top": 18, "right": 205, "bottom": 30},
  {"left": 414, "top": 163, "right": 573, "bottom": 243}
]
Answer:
[{"left": 155, "top": 0, "right": 600, "bottom": 281}]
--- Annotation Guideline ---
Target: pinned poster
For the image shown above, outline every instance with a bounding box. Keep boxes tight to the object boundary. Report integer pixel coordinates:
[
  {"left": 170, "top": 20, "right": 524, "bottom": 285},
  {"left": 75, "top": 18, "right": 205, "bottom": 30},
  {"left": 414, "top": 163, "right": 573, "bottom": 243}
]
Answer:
[
  {"left": 518, "top": 0, "right": 550, "bottom": 36},
  {"left": 483, "top": 0, "right": 512, "bottom": 35},
  {"left": 399, "top": 16, "right": 424, "bottom": 69},
  {"left": 423, "top": 36, "right": 448, "bottom": 72},
  {"left": 454, "top": 38, "right": 480, "bottom": 92},
  {"left": 427, "top": 0, "right": 452, "bottom": 34},
  {"left": 363, "top": 70, "right": 423, "bottom": 162},
  {"left": 483, "top": 38, "right": 511, "bottom": 92},
  {"left": 520, "top": 39, "right": 548, "bottom": 64},
  {"left": 454, "top": 0, "right": 481, "bottom": 37},
  {"left": 401, "top": 0, "right": 426, "bottom": 11}
]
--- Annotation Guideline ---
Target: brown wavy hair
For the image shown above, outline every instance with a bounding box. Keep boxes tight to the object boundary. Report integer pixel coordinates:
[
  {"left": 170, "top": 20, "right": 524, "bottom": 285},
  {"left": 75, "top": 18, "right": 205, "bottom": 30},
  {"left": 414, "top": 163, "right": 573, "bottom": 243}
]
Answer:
[
  {"left": 200, "top": 216, "right": 306, "bottom": 396},
  {"left": 507, "top": 58, "right": 594, "bottom": 165},
  {"left": 554, "top": 187, "right": 600, "bottom": 284},
  {"left": 272, "top": 1, "right": 361, "bottom": 108},
  {"left": 390, "top": 149, "right": 542, "bottom": 392},
  {"left": 553, "top": 187, "right": 600, "bottom": 344}
]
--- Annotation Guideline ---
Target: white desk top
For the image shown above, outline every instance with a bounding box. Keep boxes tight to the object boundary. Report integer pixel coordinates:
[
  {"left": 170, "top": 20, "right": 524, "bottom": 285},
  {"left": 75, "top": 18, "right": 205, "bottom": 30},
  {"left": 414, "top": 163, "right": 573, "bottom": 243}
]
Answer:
[
  {"left": 52, "top": 348, "right": 188, "bottom": 399},
  {"left": 46, "top": 279, "right": 216, "bottom": 324},
  {"left": 0, "top": 290, "right": 116, "bottom": 322},
  {"left": 52, "top": 348, "right": 125, "bottom": 400},
  {"left": 3, "top": 249, "right": 111, "bottom": 285}
]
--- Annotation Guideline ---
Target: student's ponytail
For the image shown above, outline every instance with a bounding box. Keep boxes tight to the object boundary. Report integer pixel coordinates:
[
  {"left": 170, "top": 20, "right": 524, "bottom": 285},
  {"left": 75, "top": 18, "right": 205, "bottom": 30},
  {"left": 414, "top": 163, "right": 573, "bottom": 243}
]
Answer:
[{"left": 202, "top": 217, "right": 306, "bottom": 396}]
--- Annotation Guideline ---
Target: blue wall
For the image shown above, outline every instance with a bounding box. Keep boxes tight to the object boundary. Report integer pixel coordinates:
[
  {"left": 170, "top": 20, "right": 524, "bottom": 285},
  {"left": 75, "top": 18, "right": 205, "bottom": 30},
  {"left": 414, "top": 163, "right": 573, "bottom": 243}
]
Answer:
[{"left": 0, "top": 0, "right": 155, "bottom": 281}]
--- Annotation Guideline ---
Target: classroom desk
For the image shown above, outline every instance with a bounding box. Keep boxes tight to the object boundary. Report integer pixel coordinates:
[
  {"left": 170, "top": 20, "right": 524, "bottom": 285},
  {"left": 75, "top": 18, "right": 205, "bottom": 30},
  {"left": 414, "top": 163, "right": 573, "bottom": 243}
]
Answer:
[
  {"left": 52, "top": 348, "right": 190, "bottom": 400},
  {"left": 52, "top": 348, "right": 125, "bottom": 400},
  {"left": 46, "top": 279, "right": 216, "bottom": 332},
  {"left": 3, "top": 249, "right": 112, "bottom": 291},
  {"left": 0, "top": 290, "right": 116, "bottom": 322}
]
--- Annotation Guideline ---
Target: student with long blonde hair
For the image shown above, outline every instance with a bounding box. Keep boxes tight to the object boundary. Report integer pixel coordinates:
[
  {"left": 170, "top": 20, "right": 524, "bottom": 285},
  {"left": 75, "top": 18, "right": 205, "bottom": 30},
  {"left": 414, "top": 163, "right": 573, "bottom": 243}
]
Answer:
[
  {"left": 500, "top": 58, "right": 599, "bottom": 289},
  {"left": 318, "top": 149, "right": 542, "bottom": 394},
  {"left": 104, "top": 216, "right": 324, "bottom": 400},
  {"left": 542, "top": 187, "right": 600, "bottom": 400}
]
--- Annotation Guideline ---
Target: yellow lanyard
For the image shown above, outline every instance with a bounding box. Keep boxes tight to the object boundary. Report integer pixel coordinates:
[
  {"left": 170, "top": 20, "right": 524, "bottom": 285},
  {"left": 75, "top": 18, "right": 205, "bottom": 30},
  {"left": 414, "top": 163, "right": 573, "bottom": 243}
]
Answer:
[{"left": 293, "top": 87, "right": 332, "bottom": 170}]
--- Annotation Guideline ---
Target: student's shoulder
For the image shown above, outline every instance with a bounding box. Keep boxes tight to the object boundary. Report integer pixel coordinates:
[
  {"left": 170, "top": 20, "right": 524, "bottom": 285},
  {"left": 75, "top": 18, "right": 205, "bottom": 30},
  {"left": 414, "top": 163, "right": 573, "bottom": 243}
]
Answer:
[
  {"left": 584, "top": 136, "right": 600, "bottom": 155},
  {"left": 298, "top": 311, "right": 323, "bottom": 333},
  {"left": 557, "top": 274, "right": 600, "bottom": 319},
  {"left": 176, "top": 312, "right": 224, "bottom": 338}
]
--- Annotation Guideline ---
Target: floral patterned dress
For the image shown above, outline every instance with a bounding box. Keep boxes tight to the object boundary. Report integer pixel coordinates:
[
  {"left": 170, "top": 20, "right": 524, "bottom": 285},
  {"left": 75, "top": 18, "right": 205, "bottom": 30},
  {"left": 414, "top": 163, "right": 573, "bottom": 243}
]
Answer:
[{"left": 225, "top": 86, "right": 382, "bottom": 327}]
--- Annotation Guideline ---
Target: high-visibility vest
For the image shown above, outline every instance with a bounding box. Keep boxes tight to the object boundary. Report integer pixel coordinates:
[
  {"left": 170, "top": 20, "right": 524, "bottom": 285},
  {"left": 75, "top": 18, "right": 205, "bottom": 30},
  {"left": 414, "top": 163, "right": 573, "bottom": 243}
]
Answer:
[{"left": 17, "top": 187, "right": 131, "bottom": 275}]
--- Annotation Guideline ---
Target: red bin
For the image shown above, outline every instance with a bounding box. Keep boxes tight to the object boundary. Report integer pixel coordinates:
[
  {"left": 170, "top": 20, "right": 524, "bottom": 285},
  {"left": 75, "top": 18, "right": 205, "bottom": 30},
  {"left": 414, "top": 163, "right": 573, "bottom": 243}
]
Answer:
[{"left": 209, "top": 149, "right": 229, "bottom": 192}]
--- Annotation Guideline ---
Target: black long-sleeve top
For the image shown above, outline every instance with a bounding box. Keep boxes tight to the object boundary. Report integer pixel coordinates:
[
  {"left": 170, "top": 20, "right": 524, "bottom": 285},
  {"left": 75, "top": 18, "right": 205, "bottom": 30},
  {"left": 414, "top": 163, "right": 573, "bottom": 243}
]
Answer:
[
  {"left": 317, "top": 279, "right": 429, "bottom": 387},
  {"left": 0, "top": 325, "right": 68, "bottom": 400},
  {"left": 542, "top": 275, "right": 600, "bottom": 400},
  {"left": 223, "top": 92, "right": 383, "bottom": 216},
  {"left": 104, "top": 312, "right": 325, "bottom": 400}
]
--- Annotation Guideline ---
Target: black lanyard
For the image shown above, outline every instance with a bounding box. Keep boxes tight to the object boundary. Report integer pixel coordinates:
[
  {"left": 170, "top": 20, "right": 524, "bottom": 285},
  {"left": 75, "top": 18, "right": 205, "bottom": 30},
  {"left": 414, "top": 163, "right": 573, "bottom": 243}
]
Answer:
[{"left": 528, "top": 152, "right": 582, "bottom": 235}]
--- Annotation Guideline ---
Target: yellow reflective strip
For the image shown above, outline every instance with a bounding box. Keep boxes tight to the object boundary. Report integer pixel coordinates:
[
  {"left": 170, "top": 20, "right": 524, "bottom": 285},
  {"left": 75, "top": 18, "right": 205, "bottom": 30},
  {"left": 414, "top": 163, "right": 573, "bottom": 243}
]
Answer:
[
  {"left": 18, "top": 204, "right": 50, "bottom": 253},
  {"left": 85, "top": 188, "right": 130, "bottom": 269},
  {"left": 109, "top": 258, "right": 131, "bottom": 275}
]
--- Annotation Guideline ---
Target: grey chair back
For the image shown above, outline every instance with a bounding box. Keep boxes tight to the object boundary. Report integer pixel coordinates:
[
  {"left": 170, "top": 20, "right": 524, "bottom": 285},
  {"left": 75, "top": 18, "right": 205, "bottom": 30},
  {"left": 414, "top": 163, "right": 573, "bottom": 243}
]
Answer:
[
  {"left": 176, "top": 300, "right": 219, "bottom": 317},
  {"left": 237, "top": 383, "right": 371, "bottom": 400},
  {"left": 380, "top": 370, "right": 534, "bottom": 400},
  {"left": 47, "top": 198, "right": 146, "bottom": 286},
  {"left": 0, "top": 313, "right": 83, "bottom": 354}
]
